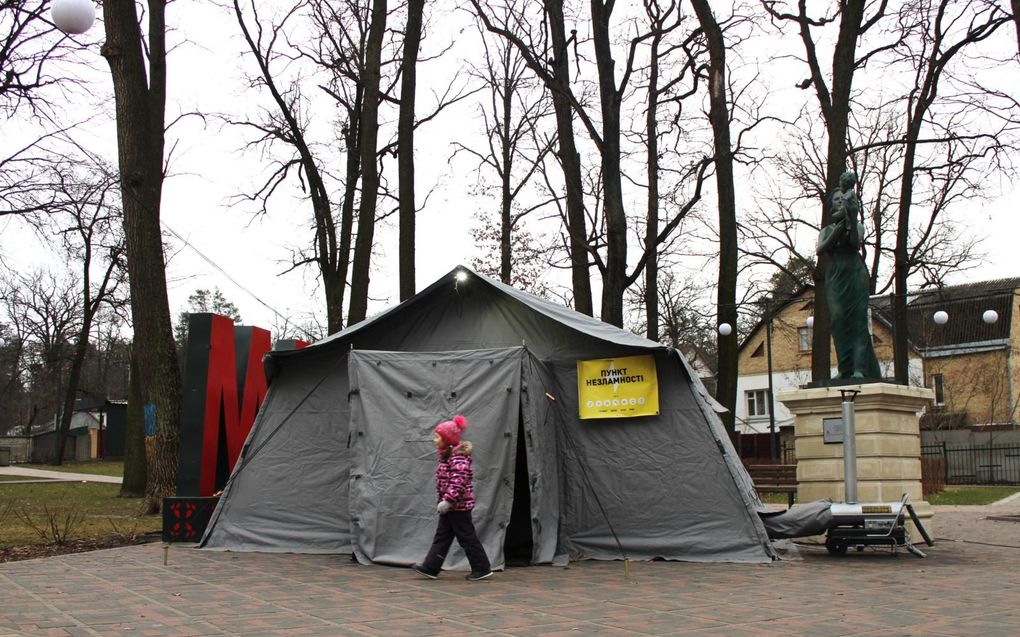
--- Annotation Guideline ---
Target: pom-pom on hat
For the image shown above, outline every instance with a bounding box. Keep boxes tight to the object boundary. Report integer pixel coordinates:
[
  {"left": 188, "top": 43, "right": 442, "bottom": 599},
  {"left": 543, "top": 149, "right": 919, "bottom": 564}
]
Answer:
[{"left": 435, "top": 415, "right": 467, "bottom": 447}]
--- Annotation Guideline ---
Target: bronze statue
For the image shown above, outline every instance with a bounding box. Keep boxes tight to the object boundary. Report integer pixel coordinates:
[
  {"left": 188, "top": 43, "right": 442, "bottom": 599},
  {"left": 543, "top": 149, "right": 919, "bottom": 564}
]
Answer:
[{"left": 816, "top": 171, "right": 882, "bottom": 380}]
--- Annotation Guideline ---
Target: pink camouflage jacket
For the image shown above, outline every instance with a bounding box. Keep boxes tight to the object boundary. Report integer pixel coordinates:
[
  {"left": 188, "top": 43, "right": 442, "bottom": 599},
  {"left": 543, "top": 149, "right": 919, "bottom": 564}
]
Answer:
[{"left": 435, "top": 441, "right": 476, "bottom": 511}]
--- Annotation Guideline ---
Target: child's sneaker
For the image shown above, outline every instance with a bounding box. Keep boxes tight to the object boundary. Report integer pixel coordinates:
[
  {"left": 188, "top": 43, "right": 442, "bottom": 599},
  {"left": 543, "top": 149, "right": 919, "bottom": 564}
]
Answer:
[
  {"left": 412, "top": 564, "right": 439, "bottom": 579},
  {"left": 465, "top": 570, "right": 492, "bottom": 581}
]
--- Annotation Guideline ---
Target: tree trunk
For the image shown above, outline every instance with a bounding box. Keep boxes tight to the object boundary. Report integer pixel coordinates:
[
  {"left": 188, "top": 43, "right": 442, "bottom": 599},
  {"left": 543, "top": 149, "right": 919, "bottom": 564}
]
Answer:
[
  {"left": 120, "top": 350, "right": 147, "bottom": 497},
  {"left": 644, "top": 28, "right": 660, "bottom": 342},
  {"left": 348, "top": 0, "right": 388, "bottom": 324},
  {"left": 398, "top": 0, "right": 424, "bottom": 301},
  {"left": 53, "top": 326, "right": 91, "bottom": 464},
  {"left": 1012, "top": 0, "right": 1020, "bottom": 57},
  {"left": 690, "top": 0, "right": 737, "bottom": 432},
  {"left": 591, "top": 0, "right": 626, "bottom": 327},
  {"left": 500, "top": 70, "right": 513, "bottom": 283},
  {"left": 335, "top": 108, "right": 361, "bottom": 330},
  {"left": 545, "top": 0, "right": 592, "bottom": 316},
  {"left": 102, "top": 0, "right": 181, "bottom": 513}
]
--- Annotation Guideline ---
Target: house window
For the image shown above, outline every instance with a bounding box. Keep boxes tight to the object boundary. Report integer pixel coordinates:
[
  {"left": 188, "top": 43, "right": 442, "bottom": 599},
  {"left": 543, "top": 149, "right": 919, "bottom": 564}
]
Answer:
[
  {"left": 750, "top": 342, "right": 765, "bottom": 358},
  {"left": 798, "top": 327, "right": 813, "bottom": 352},
  {"left": 932, "top": 373, "right": 945, "bottom": 406},
  {"left": 746, "top": 389, "right": 770, "bottom": 417}
]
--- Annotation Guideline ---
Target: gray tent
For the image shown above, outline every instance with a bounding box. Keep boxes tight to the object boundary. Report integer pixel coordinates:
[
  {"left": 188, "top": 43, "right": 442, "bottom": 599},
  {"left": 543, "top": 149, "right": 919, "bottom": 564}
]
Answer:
[{"left": 200, "top": 266, "right": 776, "bottom": 566}]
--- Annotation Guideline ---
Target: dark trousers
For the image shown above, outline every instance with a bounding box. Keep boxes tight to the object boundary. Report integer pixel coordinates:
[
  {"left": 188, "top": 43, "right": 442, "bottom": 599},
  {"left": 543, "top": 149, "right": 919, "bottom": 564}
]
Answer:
[{"left": 422, "top": 510, "right": 491, "bottom": 573}]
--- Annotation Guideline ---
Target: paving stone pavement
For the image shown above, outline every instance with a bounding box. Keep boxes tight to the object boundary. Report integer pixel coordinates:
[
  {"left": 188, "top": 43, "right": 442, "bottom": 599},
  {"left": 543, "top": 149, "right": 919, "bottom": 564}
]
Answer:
[{"left": 1, "top": 503, "right": 1018, "bottom": 637}]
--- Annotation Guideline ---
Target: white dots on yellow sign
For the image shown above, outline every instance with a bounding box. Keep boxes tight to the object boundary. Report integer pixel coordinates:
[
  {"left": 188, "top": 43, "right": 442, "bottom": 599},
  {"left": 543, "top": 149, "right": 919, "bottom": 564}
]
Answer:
[{"left": 576, "top": 354, "right": 659, "bottom": 419}]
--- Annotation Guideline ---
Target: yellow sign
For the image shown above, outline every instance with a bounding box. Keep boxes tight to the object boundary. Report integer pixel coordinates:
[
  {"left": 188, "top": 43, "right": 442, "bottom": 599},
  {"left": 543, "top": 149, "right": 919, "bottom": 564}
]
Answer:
[{"left": 576, "top": 355, "right": 659, "bottom": 419}]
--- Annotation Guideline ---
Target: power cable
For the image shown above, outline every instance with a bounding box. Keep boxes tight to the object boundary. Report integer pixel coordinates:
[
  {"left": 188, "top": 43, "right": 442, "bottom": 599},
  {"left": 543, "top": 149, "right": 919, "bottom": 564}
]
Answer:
[{"left": 161, "top": 221, "right": 317, "bottom": 341}]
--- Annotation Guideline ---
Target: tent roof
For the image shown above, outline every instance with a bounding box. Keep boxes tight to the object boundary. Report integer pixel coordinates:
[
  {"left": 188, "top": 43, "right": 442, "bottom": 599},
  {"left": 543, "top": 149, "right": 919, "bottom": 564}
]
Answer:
[{"left": 271, "top": 266, "right": 662, "bottom": 360}]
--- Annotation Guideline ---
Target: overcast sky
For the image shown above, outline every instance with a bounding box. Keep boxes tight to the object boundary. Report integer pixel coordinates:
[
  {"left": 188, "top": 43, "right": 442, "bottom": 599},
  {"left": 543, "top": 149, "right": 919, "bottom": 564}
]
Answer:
[{"left": 3, "top": 0, "right": 1018, "bottom": 339}]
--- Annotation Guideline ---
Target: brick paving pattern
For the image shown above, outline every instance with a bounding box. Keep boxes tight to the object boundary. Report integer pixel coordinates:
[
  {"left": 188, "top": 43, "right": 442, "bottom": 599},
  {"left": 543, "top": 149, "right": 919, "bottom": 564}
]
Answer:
[{"left": 1, "top": 503, "right": 1018, "bottom": 637}]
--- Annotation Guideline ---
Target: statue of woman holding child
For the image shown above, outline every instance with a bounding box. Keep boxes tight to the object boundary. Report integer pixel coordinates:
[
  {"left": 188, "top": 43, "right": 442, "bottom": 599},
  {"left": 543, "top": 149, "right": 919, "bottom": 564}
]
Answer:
[{"left": 816, "top": 171, "right": 882, "bottom": 380}]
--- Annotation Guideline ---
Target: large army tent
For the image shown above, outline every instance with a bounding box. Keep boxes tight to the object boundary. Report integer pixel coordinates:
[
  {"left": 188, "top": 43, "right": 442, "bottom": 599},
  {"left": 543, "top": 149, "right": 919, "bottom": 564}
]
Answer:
[{"left": 200, "top": 266, "right": 776, "bottom": 566}]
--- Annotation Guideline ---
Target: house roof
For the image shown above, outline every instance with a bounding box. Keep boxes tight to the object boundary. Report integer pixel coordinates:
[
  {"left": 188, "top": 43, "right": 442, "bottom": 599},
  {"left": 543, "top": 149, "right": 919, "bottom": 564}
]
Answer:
[
  {"left": 871, "top": 277, "right": 1019, "bottom": 351},
  {"left": 738, "top": 278, "right": 1018, "bottom": 355}
]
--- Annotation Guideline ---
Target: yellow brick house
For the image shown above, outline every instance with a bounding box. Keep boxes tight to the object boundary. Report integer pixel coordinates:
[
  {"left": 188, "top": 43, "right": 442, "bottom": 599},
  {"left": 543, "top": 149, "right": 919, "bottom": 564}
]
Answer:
[{"left": 734, "top": 278, "right": 1020, "bottom": 435}]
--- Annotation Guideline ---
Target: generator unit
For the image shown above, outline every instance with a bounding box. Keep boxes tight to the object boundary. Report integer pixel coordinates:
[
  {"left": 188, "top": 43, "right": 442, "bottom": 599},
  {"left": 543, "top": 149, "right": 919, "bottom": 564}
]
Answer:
[{"left": 825, "top": 494, "right": 934, "bottom": 557}]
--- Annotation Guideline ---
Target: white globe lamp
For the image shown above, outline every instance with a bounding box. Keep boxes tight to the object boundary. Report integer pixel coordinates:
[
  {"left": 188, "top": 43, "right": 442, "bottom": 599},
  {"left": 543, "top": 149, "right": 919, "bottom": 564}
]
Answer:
[
  {"left": 933, "top": 310, "right": 949, "bottom": 325},
  {"left": 718, "top": 323, "right": 732, "bottom": 336},
  {"left": 51, "top": 0, "right": 96, "bottom": 35},
  {"left": 982, "top": 309, "right": 999, "bottom": 324},
  {"left": 806, "top": 315, "right": 814, "bottom": 328}
]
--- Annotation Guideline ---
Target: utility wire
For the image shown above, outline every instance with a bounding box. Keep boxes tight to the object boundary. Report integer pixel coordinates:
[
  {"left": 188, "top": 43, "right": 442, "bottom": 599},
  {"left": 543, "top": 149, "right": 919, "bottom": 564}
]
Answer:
[{"left": 161, "top": 221, "right": 317, "bottom": 341}]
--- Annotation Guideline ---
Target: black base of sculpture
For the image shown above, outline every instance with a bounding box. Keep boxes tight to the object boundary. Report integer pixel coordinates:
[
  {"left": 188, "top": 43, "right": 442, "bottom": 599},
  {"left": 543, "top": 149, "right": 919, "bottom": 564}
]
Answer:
[{"left": 162, "top": 496, "right": 219, "bottom": 543}]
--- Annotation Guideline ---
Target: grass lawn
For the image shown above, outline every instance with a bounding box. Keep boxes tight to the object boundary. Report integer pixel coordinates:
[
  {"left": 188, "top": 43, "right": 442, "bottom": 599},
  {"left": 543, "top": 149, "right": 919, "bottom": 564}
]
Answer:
[
  {"left": 0, "top": 481, "right": 159, "bottom": 549},
  {"left": 927, "top": 485, "right": 1020, "bottom": 505},
  {"left": 22, "top": 460, "right": 124, "bottom": 477}
]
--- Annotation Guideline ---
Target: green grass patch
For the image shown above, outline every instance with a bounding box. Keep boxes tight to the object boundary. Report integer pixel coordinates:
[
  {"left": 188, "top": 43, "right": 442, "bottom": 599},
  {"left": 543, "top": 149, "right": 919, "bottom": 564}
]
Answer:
[
  {"left": 23, "top": 460, "right": 124, "bottom": 477},
  {"left": 0, "top": 481, "right": 159, "bottom": 548},
  {"left": 928, "top": 486, "right": 1020, "bottom": 506},
  {"left": 759, "top": 493, "right": 794, "bottom": 505}
]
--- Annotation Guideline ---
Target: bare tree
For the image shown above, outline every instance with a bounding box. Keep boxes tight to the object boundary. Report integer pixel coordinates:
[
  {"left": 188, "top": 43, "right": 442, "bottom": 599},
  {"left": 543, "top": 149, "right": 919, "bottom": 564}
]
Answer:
[
  {"left": 472, "top": 0, "right": 718, "bottom": 327},
  {"left": 102, "top": 0, "right": 182, "bottom": 512},
  {"left": 762, "top": 0, "right": 891, "bottom": 383},
  {"left": 0, "top": 269, "right": 80, "bottom": 447},
  {"left": 454, "top": 13, "right": 556, "bottom": 284},
  {"left": 37, "top": 161, "right": 126, "bottom": 464},
  {"left": 0, "top": 0, "right": 96, "bottom": 119},
  {"left": 469, "top": 211, "right": 553, "bottom": 295},
  {"left": 231, "top": 0, "right": 350, "bottom": 334},
  {"left": 886, "top": 0, "right": 1014, "bottom": 383}
]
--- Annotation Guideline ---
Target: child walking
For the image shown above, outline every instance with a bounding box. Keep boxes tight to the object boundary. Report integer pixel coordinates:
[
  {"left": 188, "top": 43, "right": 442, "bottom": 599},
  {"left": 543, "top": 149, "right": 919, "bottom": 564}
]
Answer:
[{"left": 413, "top": 415, "right": 493, "bottom": 581}]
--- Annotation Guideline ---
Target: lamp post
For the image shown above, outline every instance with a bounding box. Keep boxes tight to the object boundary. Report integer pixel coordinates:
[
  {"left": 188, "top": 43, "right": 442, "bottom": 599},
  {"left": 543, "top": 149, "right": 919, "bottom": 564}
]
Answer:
[{"left": 759, "top": 295, "right": 778, "bottom": 460}]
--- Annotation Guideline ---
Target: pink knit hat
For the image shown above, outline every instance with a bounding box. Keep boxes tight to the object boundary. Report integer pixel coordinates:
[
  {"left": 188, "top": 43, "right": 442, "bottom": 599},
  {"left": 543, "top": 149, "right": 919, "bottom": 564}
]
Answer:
[{"left": 435, "top": 415, "right": 467, "bottom": 447}]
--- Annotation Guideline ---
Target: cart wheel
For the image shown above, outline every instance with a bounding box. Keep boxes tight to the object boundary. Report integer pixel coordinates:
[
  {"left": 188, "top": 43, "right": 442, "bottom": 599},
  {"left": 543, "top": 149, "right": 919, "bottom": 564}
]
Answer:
[{"left": 825, "top": 539, "right": 848, "bottom": 555}]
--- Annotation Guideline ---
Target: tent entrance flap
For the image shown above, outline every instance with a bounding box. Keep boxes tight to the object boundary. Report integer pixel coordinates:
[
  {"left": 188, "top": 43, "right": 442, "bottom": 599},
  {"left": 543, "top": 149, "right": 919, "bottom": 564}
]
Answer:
[
  {"left": 503, "top": 413, "right": 533, "bottom": 566},
  {"left": 347, "top": 347, "right": 524, "bottom": 570}
]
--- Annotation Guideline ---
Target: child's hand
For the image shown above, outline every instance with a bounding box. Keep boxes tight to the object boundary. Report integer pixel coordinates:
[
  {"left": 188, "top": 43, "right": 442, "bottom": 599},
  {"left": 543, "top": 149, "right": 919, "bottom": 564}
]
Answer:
[{"left": 437, "top": 501, "right": 452, "bottom": 515}]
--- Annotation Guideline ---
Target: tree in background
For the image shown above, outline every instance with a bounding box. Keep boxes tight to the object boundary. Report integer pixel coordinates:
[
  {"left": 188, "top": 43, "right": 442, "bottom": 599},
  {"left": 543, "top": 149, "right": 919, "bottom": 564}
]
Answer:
[
  {"left": 455, "top": 11, "right": 556, "bottom": 286},
  {"left": 231, "top": 0, "right": 349, "bottom": 335},
  {"left": 0, "top": 0, "right": 95, "bottom": 118},
  {"left": 762, "top": 0, "right": 887, "bottom": 384},
  {"left": 35, "top": 160, "right": 126, "bottom": 464},
  {"left": 173, "top": 287, "right": 242, "bottom": 350},
  {"left": 469, "top": 212, "right": 552, "bottom": 296},
  {"left": 887, "top": 0, "right": 1014, "bottom": 384},
  {"left": 0, "top": 270, "right": 80, "bottom": 445},
  {"left": 1, "top": 0, "right": 98, "bottom": 224}
]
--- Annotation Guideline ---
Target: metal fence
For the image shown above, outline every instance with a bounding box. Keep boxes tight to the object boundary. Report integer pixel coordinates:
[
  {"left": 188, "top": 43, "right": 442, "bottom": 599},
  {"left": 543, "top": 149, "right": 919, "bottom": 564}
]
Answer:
[
  {"left": 921, "top": 442, "right": 1020, "bottom": 485},
  {"left": 734, "top": 432, "right": 796, "bottom": 464}
]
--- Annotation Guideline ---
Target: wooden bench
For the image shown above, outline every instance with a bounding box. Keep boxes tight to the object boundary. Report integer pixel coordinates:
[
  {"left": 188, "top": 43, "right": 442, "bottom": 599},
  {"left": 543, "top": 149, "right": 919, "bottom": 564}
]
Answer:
[{"left": 746, "top": 464, "right": 798, "bottom": 508}]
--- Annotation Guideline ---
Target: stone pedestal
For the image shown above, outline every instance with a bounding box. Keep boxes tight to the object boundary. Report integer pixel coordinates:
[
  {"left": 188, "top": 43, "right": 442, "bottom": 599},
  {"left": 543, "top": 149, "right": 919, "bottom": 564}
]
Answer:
[{"left": 777, "top": 383, "right": 934, "bottom": 537}]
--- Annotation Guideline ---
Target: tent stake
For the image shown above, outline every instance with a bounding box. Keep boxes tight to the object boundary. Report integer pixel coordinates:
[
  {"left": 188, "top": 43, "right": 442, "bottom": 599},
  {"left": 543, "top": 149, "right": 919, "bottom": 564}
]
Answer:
[
  {"left": 624, "top": 557, "right": 630, "bottom": 578},
  {"left": 163, "top": 544, "right": 169, "bottom": 566}
]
